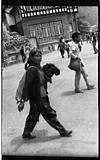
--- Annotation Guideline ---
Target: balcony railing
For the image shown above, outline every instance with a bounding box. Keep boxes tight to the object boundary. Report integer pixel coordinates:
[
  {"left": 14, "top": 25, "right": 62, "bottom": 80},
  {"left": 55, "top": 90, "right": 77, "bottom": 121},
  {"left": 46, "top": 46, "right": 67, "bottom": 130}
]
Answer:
[{"left": 20, "top": 6, "right": 78, "bottom": 18}]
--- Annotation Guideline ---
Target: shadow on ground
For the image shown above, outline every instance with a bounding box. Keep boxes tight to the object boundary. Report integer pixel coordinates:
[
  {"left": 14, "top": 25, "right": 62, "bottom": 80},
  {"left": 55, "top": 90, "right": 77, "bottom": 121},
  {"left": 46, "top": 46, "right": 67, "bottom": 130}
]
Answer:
[
  {"left": 61, "top": 91, "right": 75, "bottom": 96},
  {"left": 10, "top": 129, "right": 61, "bottom": 152}
]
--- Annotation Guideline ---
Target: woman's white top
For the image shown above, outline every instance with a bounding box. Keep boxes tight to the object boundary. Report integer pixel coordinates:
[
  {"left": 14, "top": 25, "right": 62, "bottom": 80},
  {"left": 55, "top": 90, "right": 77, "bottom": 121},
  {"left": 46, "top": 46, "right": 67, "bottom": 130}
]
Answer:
[{"left": 69, "top": 41, "right": 85, "bottom": 66}]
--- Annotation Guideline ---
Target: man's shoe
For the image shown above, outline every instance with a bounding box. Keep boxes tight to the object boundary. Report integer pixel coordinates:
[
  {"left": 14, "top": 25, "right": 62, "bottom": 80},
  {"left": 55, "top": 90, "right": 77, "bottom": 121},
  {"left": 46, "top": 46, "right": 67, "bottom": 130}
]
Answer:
[
  {"left": 22, "top": 133, "right": 36, "bottom": 139},
  {"left": 87, "top": 85, "right": 95, "bottom": 90},
  {"left": 60, "top": 130, "right": 72, "bottom": 137},
  {"left": 75, "top": 89, "right": 84, "bottom": 93}
]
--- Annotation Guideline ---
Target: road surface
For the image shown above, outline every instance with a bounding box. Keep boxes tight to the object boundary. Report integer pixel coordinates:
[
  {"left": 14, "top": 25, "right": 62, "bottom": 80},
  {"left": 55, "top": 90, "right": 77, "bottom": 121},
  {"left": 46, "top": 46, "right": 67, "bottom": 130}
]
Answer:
[{"left": 2, "top": 42, "right": 98, "bottom": 157}]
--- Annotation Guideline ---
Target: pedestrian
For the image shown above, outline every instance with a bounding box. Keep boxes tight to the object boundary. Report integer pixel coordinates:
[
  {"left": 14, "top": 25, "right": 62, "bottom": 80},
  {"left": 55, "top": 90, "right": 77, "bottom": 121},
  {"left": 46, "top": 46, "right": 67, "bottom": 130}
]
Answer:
[
  {"left": 20, "top": 46, "right": 26, "bottom": 62},
  {"left": 86, "top": 34, "right": 91, "bottom": 43},
  {"left": 78, "top": 42, "right": 82, "bottom": 52},
  {"left": 80, "top": 35, "right": 83, "bottom": 45},
  {"left": 57, "top": 37, "right": 65, "bottom": 58},
  {"left": 65, "top": 40, "right": 70, "bottom": 58},
  {"left": 91, "top": 32, "right": 98, "bottom": 54},
  {"left": 25, "top": 43, "right": 31, "bottom": 61},
  {"left": 17, "top": 48, "right": 72, "bottom": 139},
  {"left": 69, "top": 32, "right": 95, "bottom": 93}
]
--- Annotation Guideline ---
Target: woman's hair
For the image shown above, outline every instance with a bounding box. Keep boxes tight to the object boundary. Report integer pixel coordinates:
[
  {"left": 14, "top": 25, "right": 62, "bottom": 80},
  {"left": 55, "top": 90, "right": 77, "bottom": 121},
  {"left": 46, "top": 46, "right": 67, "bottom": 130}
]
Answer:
[{"left": 24, "top": 48, "right": 42, "bottom": 70}]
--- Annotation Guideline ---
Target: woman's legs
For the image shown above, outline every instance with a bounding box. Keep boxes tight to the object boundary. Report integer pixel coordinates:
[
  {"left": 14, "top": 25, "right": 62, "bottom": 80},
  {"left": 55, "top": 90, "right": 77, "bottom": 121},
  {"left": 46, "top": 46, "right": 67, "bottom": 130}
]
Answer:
[
  {"left": 81, "top": 67, "right": 89, "bottom": 87},
  {"left": 22, "top": 103, "right": 40, "bottom": 138},
  {"left": 81, "top": 67, "right": 95, "bottom": 90},
  {"left": 40, "top": 96, "right": 72, "bottom": 136},
  {"left": 75, "top": 70, "right": 82, "bottom": 92}
]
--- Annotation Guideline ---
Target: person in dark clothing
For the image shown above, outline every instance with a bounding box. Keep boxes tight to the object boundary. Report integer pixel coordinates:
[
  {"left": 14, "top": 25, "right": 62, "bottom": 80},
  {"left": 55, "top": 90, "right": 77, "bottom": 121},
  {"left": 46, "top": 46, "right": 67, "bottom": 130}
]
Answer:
[
  {"left": 57, "top": 37, "right": 65, "bottom": 58},
  {"left": 20, "top": 46, "right": 26, "bottom": 62},
  {"left": 65, "top": 40, "right": 70, "bottom": 58},
  {"left": 91, "top": 32, "right": 98, "bottom": 54},
  {"left": 18, "top": 48, "right": 72, "bottom": 139},
  {"left": 42, "top": 63, "right": 60, "bottom": 94},
  {"left": 86, "top": 34, "right": 91, "bottom": 43}
]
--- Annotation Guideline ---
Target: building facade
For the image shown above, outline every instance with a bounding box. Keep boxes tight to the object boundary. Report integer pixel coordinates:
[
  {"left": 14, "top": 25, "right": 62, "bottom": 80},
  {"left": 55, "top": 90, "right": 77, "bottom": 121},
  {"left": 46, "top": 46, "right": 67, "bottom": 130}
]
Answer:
[
  {"left": 20, "top": 6, "right": 78, "bottom": 52},
  {"left": 4, "top": 6, "right": 78, "bottom": 53}
]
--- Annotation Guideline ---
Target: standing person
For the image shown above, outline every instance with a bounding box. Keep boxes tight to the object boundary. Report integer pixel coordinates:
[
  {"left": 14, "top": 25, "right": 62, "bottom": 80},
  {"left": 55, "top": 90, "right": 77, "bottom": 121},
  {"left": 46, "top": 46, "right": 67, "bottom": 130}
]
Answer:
[
  {"left": 69, "top": 32, "right": 95, "bottom": 93},
  {"left": 78, "top": 42, "right": 82, "bottom": 52},
  {"left": 17, "top": 48, "right": 72, "bottom": 139},
  {"left": 57, "top": 37, "right": 65, "bottom": 58},
  {"left": 80, "top": 35, "right": 83, "bottom": 45},
  {"left": 20, "top": 46, "right": 26, "bottom": 62},
  {"left": 65, "top": 40, "right": 70, "bottom": 58},
  {"left": 25, "top": 43, "right": 31, "bottom": 61},
  {"left": 86, "top": 34, "right": 90, "bottom": 43},
  {"left": 91, "top": 32, "right": 98, "bottom": 54}
]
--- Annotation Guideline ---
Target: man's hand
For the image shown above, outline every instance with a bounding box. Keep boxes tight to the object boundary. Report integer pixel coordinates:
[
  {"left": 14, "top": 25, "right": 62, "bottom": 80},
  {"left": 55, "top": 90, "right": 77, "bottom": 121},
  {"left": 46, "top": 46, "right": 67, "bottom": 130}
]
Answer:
[{"left": 18, "top": 101, "right": 24, "bottom": 112}]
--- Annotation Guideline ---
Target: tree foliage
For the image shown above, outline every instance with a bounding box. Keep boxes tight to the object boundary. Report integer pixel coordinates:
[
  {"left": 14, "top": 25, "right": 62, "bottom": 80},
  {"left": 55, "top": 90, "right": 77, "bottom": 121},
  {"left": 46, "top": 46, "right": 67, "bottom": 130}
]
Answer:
[{"left": 3, "top": 31, "right": 29, "bottom": 53}]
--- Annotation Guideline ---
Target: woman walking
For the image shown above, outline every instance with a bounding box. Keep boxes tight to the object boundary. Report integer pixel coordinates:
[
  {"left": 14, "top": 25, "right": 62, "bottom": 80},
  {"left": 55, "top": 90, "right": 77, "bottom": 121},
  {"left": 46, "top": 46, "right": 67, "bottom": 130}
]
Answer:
[
  {"left": 17, "top": 48, "right": 72, "bottom": 139},
  {"left": 69, "top": 32, "right": 95, "bottom": 93}
]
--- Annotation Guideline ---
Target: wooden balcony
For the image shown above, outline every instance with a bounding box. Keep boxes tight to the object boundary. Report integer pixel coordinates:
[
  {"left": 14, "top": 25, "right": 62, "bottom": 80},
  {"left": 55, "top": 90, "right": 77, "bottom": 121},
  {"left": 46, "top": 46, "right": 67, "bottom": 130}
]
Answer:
[{"left": 20, "top": 6, "right": 78, "bottom": 18}]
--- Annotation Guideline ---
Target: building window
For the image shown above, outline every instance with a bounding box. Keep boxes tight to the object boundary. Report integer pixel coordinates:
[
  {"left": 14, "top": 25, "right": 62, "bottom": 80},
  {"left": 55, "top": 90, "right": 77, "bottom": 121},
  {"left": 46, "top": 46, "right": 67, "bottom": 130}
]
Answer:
[
  {"left": 38, "top": 29, "right": 43, "bottom": 38},
  {"left": 29, "top": 21, "right": 64, "bottom": 43},
  {"left": 69, "top": 23, "right": 73, "bottom": 32},
  {"left": 50, "top": 22, "right": 55, "bottom": 36},
  {"left": 42, "top": 28, "right": 48, "bottom": 37},
  {"left": 54, "top": 21, "right": 63, "bottom": 35}
]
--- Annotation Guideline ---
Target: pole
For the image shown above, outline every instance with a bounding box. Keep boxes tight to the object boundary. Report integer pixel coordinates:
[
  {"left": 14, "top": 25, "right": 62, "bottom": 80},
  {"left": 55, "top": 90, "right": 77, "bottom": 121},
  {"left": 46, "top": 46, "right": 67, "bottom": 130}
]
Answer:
[{"left": 73, "top": 13, "right": 78, "bottom": 32}]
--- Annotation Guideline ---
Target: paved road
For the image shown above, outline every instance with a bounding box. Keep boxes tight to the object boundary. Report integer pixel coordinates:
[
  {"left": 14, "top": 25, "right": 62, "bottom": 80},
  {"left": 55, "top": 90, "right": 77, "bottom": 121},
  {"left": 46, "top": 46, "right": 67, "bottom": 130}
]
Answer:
[{"left": 2, "top": 42, "right": 98, "bottom": 157}]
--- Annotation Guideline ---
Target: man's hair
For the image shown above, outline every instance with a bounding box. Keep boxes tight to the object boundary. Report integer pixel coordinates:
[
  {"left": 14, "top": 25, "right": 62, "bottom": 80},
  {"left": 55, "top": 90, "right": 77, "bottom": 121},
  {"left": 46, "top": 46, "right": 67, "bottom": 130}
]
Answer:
[{"left": 72, "top": 32, "right": 80, "bottom": 41}]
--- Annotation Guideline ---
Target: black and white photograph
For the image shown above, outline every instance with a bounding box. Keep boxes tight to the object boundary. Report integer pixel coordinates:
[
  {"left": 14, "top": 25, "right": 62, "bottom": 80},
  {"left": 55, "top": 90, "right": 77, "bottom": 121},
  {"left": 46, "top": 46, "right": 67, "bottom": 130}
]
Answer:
[{"left": 2, "top": 3, "right": 99, "bottom": 159}]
